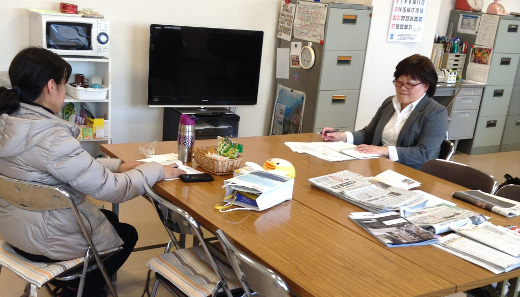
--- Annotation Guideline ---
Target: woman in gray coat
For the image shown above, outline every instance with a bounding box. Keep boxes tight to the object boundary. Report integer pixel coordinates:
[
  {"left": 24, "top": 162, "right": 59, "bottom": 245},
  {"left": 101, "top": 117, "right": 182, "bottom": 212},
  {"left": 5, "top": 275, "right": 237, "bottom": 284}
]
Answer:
[
  {"left": 322, "top": 54, "right": 448, "bottom": 170},
  {"left": 0, "top": 47, "right": 185, "bottom": 297}
]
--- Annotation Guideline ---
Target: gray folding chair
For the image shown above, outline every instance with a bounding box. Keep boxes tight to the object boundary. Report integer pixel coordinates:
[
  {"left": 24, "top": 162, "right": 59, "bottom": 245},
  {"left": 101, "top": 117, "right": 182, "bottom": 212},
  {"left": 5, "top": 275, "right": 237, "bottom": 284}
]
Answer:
[
  {"left": 439, "top": 139, "right": 455, "bottom": 160},
  {"left": 142, "top": 183, "right": 241, "bottom": 297},
  {"left": 215, "top": 229, "right": 292, "bottom": 297},
  {"left": 420, "top": 159, "right": 498, "bottom": 194},
  {"left": 0, "top": 174, "right": 120, "bottom": 297},
  {"left": 495, "top": 184, "right": 520, "bottom": 201}
]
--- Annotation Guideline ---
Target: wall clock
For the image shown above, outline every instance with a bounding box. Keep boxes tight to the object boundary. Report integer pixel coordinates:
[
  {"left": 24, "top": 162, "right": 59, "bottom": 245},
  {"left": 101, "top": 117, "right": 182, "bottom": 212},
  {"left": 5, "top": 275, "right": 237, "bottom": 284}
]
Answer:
[
  {"left": 455, "top": 0, "right": 483, "bottom": 12},
  {"left": 299, "top": 46, "right": 315, "bottom": 69}
]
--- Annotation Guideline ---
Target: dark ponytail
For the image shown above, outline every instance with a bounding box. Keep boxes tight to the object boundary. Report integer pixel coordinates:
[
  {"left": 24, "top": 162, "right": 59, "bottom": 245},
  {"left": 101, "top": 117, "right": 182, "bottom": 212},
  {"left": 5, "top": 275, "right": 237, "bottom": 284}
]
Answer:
[{"left": 0, "top": 47, "right": 72, "bottom": 115}]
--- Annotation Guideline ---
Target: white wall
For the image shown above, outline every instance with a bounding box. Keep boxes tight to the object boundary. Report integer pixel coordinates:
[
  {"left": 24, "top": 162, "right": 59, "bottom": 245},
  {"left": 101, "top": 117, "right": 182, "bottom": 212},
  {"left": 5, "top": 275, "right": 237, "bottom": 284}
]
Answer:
[{"left": 1, "top": 1, "right": 519, "bottom": 143}]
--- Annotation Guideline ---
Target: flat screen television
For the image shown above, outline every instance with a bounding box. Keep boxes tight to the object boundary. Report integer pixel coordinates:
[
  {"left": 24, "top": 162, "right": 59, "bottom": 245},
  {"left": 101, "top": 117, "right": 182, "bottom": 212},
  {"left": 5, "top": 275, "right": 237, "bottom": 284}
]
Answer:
[{"left": 148, "top": 24, "right": 264, "bottom": 107}]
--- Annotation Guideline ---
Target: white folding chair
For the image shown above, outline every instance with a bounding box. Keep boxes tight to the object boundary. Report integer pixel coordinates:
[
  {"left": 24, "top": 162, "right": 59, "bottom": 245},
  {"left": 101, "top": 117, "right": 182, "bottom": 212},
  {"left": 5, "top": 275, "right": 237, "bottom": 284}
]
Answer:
[
  {"left": 142, "top": 183, "right": 242, "bottom": 297},
  {"left": 0, "top": 174, "right": 120, "bottom": 297},
  {"left": 216, "top": 229, "right": 292, "bottom": 297}
]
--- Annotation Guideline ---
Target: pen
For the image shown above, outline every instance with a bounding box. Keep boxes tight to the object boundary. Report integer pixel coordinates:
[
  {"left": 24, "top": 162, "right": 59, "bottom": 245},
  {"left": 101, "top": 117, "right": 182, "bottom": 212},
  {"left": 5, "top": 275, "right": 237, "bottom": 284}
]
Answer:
[{"left": 319, "top": 129, "right": 340, "bottom": 134}]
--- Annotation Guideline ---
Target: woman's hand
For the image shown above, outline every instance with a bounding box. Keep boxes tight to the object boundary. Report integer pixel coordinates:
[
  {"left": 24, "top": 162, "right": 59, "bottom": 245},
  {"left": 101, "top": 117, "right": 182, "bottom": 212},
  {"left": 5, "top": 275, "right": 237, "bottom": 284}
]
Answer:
[
  {"left": 321, "top": 127, "right": 346, "bottom": 142},
  {"left": 163, "top": 164, "right": 186, "bottom": 180},
  {"left": 355, "top": 144, "right": 389, "bottom": 157},
  {"left": 118, "top": 161, "right": 146, "bottom": 172}
]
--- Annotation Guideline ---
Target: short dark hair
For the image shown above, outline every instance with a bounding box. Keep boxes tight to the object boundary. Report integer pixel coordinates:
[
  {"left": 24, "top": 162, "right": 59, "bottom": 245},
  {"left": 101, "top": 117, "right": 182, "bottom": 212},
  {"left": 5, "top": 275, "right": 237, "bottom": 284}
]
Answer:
[
  {"left": 394, "top": 54, "right": 438, "bottom": 97},
  {"left": 0, "top": 47, "right": 72, "bottom": 115}
]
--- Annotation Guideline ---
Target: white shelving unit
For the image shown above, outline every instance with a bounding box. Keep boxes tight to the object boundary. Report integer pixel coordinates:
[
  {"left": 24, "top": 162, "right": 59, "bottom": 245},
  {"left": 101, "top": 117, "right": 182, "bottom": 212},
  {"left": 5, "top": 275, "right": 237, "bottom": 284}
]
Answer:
[{"left": 63, "top": 57, "right": 111, "bottom": 157}]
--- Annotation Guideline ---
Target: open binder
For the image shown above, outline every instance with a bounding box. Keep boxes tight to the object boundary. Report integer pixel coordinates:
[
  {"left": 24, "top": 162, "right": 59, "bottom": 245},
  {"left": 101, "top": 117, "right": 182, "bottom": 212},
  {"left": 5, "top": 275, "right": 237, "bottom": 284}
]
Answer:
[{"left": 220, "top": 171, "right": 294, "bottom": 211}]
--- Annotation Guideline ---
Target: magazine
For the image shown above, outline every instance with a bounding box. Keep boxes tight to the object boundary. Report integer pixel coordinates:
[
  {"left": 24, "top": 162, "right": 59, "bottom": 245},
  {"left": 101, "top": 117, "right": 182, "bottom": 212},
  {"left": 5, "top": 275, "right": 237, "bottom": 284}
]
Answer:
[
  {"left": 404, "top": 204, "right": 488, "bottom": 235},
  {"left": 450, "top": 222, "right": 520, "bottom": 257},
  {"left": 309, "top": 170, "right": 426, "bottom": 213},
  {"left": 435, "top": 233, "right": 520, "bottom": 274},
  {"left": 349, "top": 211, "right": 439, "bottom": 247},
  {"left": 452, "top": 190, "right": 520, "bottom": 217}
]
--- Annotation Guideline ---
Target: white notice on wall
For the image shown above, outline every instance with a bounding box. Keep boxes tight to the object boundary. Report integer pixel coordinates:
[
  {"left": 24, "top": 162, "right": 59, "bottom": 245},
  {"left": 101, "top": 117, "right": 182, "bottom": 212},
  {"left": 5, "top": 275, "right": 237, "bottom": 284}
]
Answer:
[
  {"left": 475, "top": 14, "right": 499, "bottom": 47},
  {"left": 387, "top": 0, "right": 427, "bottom": 43}
]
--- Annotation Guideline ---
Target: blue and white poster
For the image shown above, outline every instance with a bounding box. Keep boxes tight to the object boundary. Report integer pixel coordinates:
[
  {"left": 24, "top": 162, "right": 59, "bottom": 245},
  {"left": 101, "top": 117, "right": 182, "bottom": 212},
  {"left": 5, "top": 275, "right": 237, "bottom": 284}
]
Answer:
[
  {"left": 271, "top": 84, "right": 305, "bottom": 135},
  {"left": 387, "top": 0, "right": 426, "bottom": 42}
]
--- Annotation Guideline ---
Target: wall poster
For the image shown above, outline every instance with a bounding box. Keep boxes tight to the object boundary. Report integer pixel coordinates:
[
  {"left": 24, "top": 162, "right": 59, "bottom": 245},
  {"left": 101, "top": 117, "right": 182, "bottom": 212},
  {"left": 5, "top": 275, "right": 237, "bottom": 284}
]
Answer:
[
  {"left": 387, "top": 0, "right": 426, "bottom": 42},
  {"left": 293, "top": 1, "right": 328, "bottom": 43},
  {"left": 271, "top": 84, "right": 305, "bottom": 135}
]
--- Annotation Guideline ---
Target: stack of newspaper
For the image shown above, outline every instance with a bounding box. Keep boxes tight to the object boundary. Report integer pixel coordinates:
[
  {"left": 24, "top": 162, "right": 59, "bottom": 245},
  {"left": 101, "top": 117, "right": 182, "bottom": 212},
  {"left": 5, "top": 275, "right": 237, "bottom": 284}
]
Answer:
[
  {"left": 349, "top": 211, "right": 439, "bottom": 247},
  {"left": 436, "top": 222, "right": 520, "bottom": 274},
  {"left": 309, "top": 169, "right": 426, "bottom": 213},
  {"left": 404, "top": 204, "right": 488, "bottom": 235}
]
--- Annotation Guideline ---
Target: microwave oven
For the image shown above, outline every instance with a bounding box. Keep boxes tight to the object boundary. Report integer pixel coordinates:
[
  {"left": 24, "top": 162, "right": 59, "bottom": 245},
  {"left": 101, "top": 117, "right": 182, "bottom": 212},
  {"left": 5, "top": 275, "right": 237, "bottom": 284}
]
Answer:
[{"left": 29, "top": 10, "right": 109, "bottom": 57}]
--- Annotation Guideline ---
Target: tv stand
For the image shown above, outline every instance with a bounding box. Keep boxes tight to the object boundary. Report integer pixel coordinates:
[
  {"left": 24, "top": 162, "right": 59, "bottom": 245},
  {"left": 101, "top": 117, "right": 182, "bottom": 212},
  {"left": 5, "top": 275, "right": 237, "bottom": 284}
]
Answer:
[{"left": 163, "top": 107, "right": 240, "bottom": 141}]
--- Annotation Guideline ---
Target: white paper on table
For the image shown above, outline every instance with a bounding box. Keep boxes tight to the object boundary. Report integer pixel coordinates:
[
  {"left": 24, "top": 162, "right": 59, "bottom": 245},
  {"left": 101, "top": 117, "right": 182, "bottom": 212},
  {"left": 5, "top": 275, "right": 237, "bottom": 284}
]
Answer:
[{"left": 138, "top": 153, "right": 202, "bottom": 180}]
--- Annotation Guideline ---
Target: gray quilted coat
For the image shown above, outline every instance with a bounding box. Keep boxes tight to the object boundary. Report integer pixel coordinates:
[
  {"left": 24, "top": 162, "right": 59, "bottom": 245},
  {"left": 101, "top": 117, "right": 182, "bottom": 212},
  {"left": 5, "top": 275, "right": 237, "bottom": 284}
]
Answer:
[{"left": 0, "top": 103, "right": 164, "bottom": 260}]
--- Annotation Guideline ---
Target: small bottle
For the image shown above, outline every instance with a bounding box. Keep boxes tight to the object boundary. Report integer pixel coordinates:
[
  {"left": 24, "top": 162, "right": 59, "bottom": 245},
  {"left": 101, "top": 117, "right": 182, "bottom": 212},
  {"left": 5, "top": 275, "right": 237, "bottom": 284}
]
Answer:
[{"left": 177, "top": 114, "right": 196, "bottom": 163}]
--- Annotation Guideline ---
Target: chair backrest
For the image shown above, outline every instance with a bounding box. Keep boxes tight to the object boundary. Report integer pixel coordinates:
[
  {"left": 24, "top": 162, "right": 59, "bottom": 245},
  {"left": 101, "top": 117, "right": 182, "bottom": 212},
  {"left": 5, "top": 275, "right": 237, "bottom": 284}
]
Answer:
[
  {"left": 143, "top": 183, "right": 234, "bottom": 297},
  {"left": 439, "top": 139, "right": 455, "bottom": 160},
  {"left": 216, "top": 229, "right": 292, "bottom": 297},
  {"left": 495, "top": 184, "right": 520, "bottom": 201},
  {"left": 0, "top": 174, "right": 119, "bottom": 297},
  {"left": 0, "top": 174, "right": 72, "bottom": 211},
  {"left": 420, "top": 159, "right": 498, "bottom": 194}
]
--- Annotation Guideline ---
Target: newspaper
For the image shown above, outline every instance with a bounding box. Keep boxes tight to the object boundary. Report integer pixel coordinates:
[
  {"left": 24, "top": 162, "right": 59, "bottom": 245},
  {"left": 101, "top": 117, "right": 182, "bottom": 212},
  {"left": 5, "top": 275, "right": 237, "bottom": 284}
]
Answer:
[
  {"left": 452, "top": 190, "right": 520, "bottom": 217},
  {"left": 451, "top": 222, "right": 520, "bottom": 257},
  {"left": 435, "top": 233, "right": 520, "bottom": 274},
  {"left": 405, "top": 204, "right": 488, "bottom": 235},
  {"left": 349, "top": 211, "right": 439, "bottom": 247},
  {"left": 284, "top": 141, "right": 379, "bottom": 162},
  {"left": 309, "top": 170, "right": 427, "bottom": 213}
]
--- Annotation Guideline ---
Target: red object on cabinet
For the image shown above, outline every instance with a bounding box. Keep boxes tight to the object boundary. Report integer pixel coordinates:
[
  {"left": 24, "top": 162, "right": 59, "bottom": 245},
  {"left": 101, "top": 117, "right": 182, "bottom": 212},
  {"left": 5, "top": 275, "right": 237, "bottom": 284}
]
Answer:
[{"left": 455, "top": 0, "right": 472, "bottom": 11}]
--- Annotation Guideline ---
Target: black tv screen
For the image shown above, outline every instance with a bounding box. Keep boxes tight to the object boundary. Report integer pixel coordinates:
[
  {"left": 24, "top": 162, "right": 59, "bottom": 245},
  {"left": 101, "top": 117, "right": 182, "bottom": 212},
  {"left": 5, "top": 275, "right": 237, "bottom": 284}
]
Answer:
[{"left": 148, "top": 24, "right": 264, "bottom": 107}]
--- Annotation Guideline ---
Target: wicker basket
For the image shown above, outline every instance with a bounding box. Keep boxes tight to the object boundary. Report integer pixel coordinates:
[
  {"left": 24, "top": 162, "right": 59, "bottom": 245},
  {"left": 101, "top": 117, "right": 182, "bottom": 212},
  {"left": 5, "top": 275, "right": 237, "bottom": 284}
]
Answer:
[{"left": 193, "top": 146, "right": 242, "bottom": 175}]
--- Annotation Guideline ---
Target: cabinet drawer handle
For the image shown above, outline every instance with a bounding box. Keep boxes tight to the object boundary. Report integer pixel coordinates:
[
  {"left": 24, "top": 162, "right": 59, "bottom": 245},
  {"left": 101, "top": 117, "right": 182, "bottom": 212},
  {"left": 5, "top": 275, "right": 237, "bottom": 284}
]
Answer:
[
  {"left": 461, "top": 98, "right": 473, "bottom": 104},
  {"left": 337, "top": 56, "right": 351, "bottom": 65},
  {"left": 458, "top": 112, "right": 470, "bottom": 118},
  {"left": 493, "top": 89, "right": 504, "bottom": 97},
  {"left": 332, "top": 95, "right": 346, "bottom": 101},
  {"left": 342, "top": 15, "right": 357, "bottom": 24},
  {"left": 508, "top": 24, "right": 518, "bottom": 33},
  {"left": 516, "top": 120, "right": 520, "bottom": 126},
  {"left": 500, "top": 58, "right": 511, "bottom": 65},
  {"left": 486, "top": 120, "right": 497, "bottom": 128}
]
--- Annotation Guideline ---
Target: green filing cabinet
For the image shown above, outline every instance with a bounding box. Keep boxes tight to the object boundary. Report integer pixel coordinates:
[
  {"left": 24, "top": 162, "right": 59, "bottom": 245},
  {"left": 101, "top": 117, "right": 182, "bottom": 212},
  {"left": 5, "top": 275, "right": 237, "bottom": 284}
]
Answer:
[
  {"left": 457, "top": 14, "right": 520, "bottom": 154},
  {"left": 500, "top": 55, "right": 520, "bottom": 152}
]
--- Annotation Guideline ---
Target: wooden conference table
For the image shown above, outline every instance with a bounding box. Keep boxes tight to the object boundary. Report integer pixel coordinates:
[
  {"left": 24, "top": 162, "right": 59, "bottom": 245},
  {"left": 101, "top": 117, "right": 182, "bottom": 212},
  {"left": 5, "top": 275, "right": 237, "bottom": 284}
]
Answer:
[{"left": 101, "top": 133, "right": 520, "bottom": 297}]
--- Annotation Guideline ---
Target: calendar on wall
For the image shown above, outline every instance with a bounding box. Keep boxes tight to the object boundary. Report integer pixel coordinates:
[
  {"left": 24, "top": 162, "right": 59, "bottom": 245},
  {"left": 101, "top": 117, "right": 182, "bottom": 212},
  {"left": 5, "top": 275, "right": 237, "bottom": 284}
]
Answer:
[{"left": 387, "top": 0, "right": 427, "bottom": 42}]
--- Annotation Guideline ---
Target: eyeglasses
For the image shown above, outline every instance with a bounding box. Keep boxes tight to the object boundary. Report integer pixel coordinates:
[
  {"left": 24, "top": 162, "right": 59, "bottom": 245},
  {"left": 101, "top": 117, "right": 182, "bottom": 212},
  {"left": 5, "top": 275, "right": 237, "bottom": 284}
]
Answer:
[{"left": 393, "top": 80, "right": 422, "bottom": 89}]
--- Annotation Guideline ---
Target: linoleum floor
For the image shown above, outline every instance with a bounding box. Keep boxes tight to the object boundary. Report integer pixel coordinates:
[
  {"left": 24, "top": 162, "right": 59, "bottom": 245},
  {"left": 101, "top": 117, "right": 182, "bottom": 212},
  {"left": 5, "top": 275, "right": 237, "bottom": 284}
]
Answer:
[{"left": 1, "top": 150, "right": 519, "bottom": 297}]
